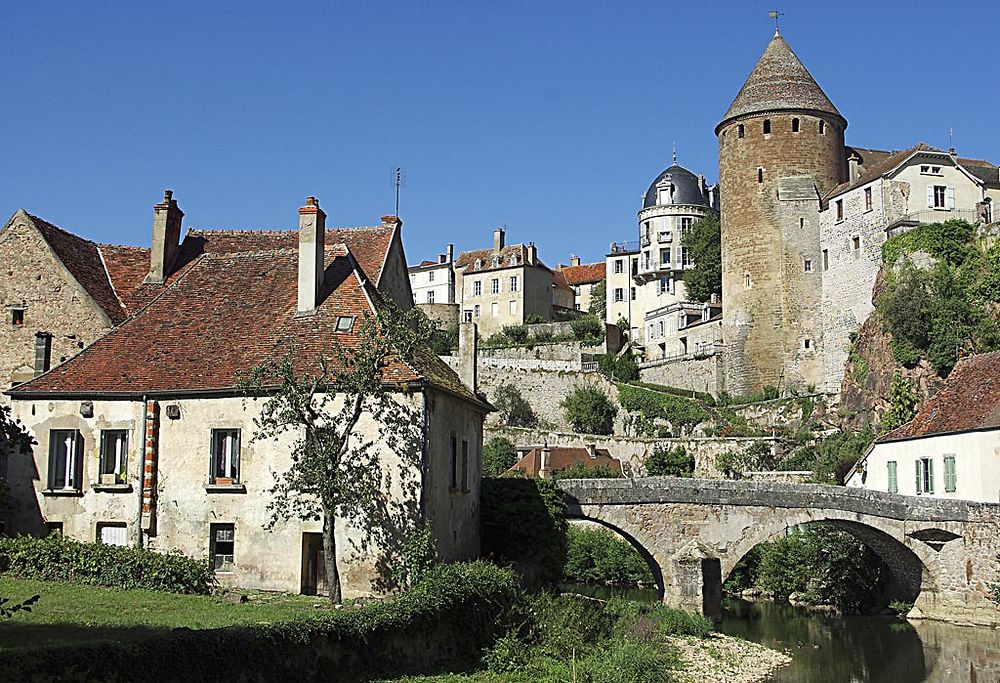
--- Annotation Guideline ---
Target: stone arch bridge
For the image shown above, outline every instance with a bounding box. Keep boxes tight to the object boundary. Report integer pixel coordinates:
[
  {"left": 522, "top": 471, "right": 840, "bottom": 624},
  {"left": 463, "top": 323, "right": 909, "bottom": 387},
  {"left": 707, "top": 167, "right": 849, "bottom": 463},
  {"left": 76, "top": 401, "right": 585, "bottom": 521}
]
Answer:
[{"left": 558, "top": 478, "right": 1000, "bottom": 626}]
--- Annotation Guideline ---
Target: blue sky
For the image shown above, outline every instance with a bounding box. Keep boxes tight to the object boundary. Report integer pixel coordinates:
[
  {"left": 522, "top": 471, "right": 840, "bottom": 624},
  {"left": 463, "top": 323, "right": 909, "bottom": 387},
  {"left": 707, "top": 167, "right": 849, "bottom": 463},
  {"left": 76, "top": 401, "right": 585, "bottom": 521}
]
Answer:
[{"left": 3, "top": 1, "right": 999, "bottom": 265}]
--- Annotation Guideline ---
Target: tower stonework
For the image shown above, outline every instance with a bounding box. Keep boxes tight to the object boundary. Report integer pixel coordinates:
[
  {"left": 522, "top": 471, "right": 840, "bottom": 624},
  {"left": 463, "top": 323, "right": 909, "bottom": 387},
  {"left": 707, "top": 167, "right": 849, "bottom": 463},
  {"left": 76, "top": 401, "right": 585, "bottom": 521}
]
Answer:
[{"left": 717, "top": 32, "right": 846, "bottom": 395}]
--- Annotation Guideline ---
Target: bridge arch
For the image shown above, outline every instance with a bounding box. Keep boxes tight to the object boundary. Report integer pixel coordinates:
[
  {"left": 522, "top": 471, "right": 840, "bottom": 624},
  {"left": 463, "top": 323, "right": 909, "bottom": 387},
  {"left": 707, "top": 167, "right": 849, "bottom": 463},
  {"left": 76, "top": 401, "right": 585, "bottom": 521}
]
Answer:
[{"left": 571, "top": 518, "right": 666, "bottom": 601}]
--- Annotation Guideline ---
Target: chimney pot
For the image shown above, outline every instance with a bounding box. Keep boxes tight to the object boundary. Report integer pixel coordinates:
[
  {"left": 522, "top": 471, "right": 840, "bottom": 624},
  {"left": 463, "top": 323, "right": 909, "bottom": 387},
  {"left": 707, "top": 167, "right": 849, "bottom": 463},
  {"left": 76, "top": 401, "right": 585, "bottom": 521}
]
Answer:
[
  {"left": 570, "top": 255, "right": 581, "bottom": 267},
  {"left": 164, "top": 189, "right": 173, "bottom": 202}
]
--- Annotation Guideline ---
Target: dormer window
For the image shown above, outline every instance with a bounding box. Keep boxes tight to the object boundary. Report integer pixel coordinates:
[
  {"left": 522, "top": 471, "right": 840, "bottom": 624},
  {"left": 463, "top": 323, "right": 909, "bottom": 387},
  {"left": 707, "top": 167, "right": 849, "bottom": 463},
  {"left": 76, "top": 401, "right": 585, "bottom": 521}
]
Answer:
[
  {"left": 474, "top": 258, "right": 483, "bottom": 270},
  {"left": 335, "top": 316, "right": 355, "bottom": 332}
]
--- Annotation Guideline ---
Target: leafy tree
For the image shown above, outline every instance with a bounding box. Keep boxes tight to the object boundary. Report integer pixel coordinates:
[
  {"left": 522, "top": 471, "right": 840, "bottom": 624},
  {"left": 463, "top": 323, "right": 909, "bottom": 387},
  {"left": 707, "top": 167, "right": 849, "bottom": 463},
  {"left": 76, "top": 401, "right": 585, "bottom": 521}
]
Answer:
[
  {"left": 644, "top": 445, "right": 694, "bottom": 477},
  {"left": 238, "top": 301, "right": 431, "bottom": 603},
  {"left": 588, "top": 280, "right": 607, "bottom": 320},
  {"left": 570, "top": 315, "right": 603, "bottom": 340},
  {"left": 492, "top": 383, "right": 538, "bottom": 428},
  {"left": 680, "top": 215, "right": 721, "bottom": 303},
  {"left": 597, "top": 352, "right": 639, "bottom": 382},
  {"left": 483, "top": 437, "right": 518, "bottom": 477},
  {"left": 563, "top": 525, "right": 652, "bottom": 585},
  {"left": 780, "top": 428, "right": 874, "bottom": 484},
  {"left": 551, "top": 461, "right": 622, "bottom": 480},
  {"left": 561, "top": 386, "right": 618, "bottom": 435},
  {"left": 879, "top": 373, "right": 919, "bottom": 435}
]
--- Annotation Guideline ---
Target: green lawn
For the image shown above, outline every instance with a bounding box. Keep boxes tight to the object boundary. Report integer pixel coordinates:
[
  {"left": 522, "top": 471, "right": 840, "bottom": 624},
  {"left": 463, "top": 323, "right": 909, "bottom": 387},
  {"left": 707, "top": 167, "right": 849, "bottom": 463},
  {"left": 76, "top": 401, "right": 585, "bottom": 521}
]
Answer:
[{"left": 0, "top": 577, "right": 328, "bottom": 651}]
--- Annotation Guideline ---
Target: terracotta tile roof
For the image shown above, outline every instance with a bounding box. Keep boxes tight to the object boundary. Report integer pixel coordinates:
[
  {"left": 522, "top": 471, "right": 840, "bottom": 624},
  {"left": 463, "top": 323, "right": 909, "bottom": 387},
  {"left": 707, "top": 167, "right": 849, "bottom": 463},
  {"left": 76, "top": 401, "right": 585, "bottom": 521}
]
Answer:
[
  {"left": 878, "top": 352, "right": 1000, "bottom": 443},
  {"left": 824, "top": 143, "right": 939, "bottom": 201},
  {"left": 718, "top": 33, "right": 843, "bottom": 132},
  {"left": 98, "top": 244, "right": 153, "bottom": 314},
  {"left": 26, "top": 213, "right": 127, "bottom": 324},
  {"left": 455, "top": 244, "right": 550, "bottom": 273},
  {"left": 559, "top": 262, "right": 606, "bottom": 286},
  {"left": 9, "top": 243, "right": 484, "bottom": 407},
  {"left": 508, "top": 446, "right": 622, "bottom": 477}
]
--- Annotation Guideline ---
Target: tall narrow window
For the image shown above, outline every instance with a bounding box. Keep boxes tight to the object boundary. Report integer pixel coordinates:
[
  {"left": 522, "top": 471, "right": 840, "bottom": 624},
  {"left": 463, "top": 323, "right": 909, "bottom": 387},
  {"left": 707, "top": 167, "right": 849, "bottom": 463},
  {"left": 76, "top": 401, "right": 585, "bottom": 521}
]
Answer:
[
  {"left": 449, "top": 435, "right": 458, "bottom": 490},
  {"left": 474, "top": 304, "right": 481, "bottom": 318},
  {"left": 473, "top": 281, "right": 482, "bottom": 296},
  {"left": 509, "top": 276, "right": 519, "bottom": 292},
  {"left": 428, "top": 270, "right": 435, "bottom": 282},
  {"left": 509, "top": 300, "right": 516, "bottom": 315},
  {"left": 836, "top": 199, "right": 844, "bottom": 221},
  {"left": 48, "top": 429, "right": 82, "bottom": 491},
  {"left": 210, "top": 523, "right": 235, "bottom": 572},
  {"left": 763, "top": 119, "right": 771, "bottom": 134},
  {"left": 915, "top": 458, "right": 934, "bottom": 494},
  {"left": 99, "top": 430, "right": 129, "bottom": 485},
  {"left": 791, "top": 117, "right": 800, "bottom": 132},
  {"left": 852, "top": 236, "right": 861, "bottom": 259},
  {"left": 822, "top": 249, "right": 829, "bottom": 271},
  {"left": 614, "top": 259, "right": 623, "bottom": 274},
  {"left": 887, "top": 461, "right": 898, "bottom": 493},
  {"left": 426, "top": 291, "right": 435, "bottom": 304},
  {"left": 864, "top": 187, "right": 873, "bottom": 211},
  {"left": 660, "top": 248, "right": 671, "bottom": 265},
  {"left": 744, "top": 273, "right": 752, "bottom": 289},
  {"left": 614, "top": 288, "right": 624, "bottom": 302},
  {"left": 804, "top": 259, "right": 813, "bottom": 273},
  {"left": 799, "top": 217, "right": 805, "bottom": 229},
  {"left": 819, "top": 120, "right": 826, "bottom": 134},
  {"left": 461, "top": 440, "right": 469, "bottom": 493},
  {"left": 681, "top": 217, "right": 693, "bottom": 232},
  {"left": 210, "top": 429, "right": 240, "bottom": 484},
  {"left": 757, "top": 168, "right": 764, "bottom": 184},
  {"left": 943, "top": 455, "right": 956, "bottom": 493},
  {"left": 737, "top": 124, "right": 745, "bottom": 138},
  {"left": 491, "top": 302, "right": 498, "bottom": 317}
]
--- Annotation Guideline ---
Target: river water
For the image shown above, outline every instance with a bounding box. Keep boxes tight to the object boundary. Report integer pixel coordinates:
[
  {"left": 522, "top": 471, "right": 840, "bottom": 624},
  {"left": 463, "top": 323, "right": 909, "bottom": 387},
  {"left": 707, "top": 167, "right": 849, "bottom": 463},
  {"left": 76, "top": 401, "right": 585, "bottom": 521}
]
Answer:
[{"left": 562, "top": 584, "right": 1000, "bottom": 682}]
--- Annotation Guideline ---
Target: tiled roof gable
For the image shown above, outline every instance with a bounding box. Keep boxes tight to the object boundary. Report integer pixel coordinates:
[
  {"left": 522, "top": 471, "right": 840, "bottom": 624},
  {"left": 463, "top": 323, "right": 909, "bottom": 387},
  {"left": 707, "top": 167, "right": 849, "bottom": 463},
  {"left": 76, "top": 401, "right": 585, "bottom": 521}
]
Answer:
[{"left": 559, "top": 262, "right": 606, "bottom": 286}]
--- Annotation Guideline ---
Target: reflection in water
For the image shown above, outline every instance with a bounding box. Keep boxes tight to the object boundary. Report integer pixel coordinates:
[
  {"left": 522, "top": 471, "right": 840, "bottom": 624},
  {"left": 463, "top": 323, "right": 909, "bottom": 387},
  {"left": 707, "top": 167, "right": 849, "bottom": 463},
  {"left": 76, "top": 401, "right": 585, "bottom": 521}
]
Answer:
[{"left": 560, "top": 585, "right": 1000, "bottom": 683}]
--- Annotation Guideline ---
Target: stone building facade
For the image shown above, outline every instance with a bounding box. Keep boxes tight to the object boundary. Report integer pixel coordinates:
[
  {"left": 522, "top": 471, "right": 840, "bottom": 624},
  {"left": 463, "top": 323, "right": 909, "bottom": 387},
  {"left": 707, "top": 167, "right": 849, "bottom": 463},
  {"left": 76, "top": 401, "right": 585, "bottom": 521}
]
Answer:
[{"left": 4, "top": 195, "right": 485, "bottom": 598}]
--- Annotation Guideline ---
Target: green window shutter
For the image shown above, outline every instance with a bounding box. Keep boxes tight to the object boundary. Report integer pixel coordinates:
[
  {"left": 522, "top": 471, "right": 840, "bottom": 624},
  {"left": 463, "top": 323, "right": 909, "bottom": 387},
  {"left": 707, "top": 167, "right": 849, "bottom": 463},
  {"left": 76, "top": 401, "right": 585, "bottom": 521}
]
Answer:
[
  {"left": 928, "top": 459, "right": 935, "bottom": 494},
  {"left": 915, "top": 460, "right": 922, "bottom": 494},
  {"left": 887, "top": 461, "right": 898, "bottom": 494},
  {"left": 944, "top": 456, "right": 956, "bottom": 493}
]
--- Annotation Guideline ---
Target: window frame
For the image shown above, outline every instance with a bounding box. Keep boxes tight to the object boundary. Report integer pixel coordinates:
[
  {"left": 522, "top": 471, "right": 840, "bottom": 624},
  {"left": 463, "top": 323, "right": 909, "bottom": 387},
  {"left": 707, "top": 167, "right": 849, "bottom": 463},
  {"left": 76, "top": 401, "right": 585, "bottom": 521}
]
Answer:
[
  {"left": 209, "top": 429, "right": 241, "bottom": 485},
  {"left": 887, "top": 461, "right": 898, "bottom": 493},
  {"left": 210, "top": 523, "right": 236, "bottom": 572},
  {"left": 48, "top": 429, "right": 83, "bottom": 491},
  {"left": 614, "top": 259, "right": 623, "bottom": 274},
  {"left": 509, "top": 276, "right": 519, "bottom": 292},
  {"left": 449, "top": 434, "right": 458, "bottom": 491},
  {"left": 426, "top": 291, "right": 435, "bottom": 304},
  {"left": 943, "top": 455, "right": 956, "bottom": 493},
  {"left": 915, "top": 457, "right": 934, "bottom": 495},
  {"left": 864, "top": 187, "right": 873, "bottom": 211},
  {"left": 491, "top": 278, "right": 500, "bottom": 295},
  {"left": 613, "top": 288, "right": 624, "bottom": 303},
  {"left": 99, "top": 429, "right": 129, "bottom": 485}
]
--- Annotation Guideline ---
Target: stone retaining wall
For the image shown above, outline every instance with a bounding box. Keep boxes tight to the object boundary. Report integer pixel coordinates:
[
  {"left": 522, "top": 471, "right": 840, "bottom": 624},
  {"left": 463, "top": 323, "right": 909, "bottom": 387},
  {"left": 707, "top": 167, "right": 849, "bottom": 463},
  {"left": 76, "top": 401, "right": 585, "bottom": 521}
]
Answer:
[{"left": 639, "top": 354, "right": 724, "bottom": 397}]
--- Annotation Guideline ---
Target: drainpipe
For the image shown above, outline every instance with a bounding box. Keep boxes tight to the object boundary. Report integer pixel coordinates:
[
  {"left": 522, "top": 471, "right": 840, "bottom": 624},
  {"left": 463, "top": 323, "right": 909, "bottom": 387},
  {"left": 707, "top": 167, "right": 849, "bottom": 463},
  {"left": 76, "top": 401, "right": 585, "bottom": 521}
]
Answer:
[{"left": 135, "top": 395, "right": 147, "bottom": 548}]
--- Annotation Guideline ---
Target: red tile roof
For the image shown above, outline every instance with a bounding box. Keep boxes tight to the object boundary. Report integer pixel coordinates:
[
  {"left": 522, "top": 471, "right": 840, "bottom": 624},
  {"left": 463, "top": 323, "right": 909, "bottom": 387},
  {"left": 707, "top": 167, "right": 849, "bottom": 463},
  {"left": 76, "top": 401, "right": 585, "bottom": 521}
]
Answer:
[
  {"left": 879, "top": 352, "right": 1000, "bottom": 443},
  {"left": 10, "top": 242, "right": 482, "bottom": 406},
  {"left": 98, "top": 244, "right": 153, "bottom": 314},
  {"left": 455, "top": 244, "right": 550, "bottom": 273},
  {"left": 508, "top": 447, "right": 621, "bottom": 477},
  {"left": 559, "top": 262, "right": 605, "bottom": 286},
  {"left": 26, "top": 213, "right": 128, "bottom": 324}
]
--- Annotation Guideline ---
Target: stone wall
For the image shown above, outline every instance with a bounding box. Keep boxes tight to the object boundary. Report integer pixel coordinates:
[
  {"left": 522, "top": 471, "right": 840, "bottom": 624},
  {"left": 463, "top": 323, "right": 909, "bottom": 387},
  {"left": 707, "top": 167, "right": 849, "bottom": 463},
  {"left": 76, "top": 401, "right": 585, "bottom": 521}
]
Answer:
[
  {"left": 639, "top": 352, "right": 724, "bottom": 396},
  {"left": 417, "top": 302, "right": 459, "bottom": 329},
  {"left": 442, "top": 354, "right": 583, "bottom": 374},
  {"left": 486, "top": 425, "right": 776, "bottom": 478}
]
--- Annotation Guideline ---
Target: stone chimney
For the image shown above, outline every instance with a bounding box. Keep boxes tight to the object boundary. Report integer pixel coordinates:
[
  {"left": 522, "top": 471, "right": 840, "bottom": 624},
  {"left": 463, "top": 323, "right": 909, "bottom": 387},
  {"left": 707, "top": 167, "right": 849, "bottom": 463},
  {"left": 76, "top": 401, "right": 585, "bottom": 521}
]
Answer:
[
  {"left": 527, "top": 242, "right": 537, "bottom": 266},
  {"left": 34, "top": 332, "right": 52, "bottom": 377},
  {"left": 447, "top": 243, "right": 454, "bottom": 263},
  {"left": 539, "top": 445, "right": 552, "bottom": 480},
  {"left": 145, "top": 190, "right": 184, "bottom": 284},
  {"left": 493, "top": 227, "right": 505, "bottom": 252},
  {"left": 457, "top": 322, "right": 478, "bottom": 394},
  {"left": 297, "top": 196, "right": 327, "bottom": 314},
  {"left": 571, "top": 255, "right": 581, "bottom": 267},
  {"left": 847, "top": 151, "right": 862, "bottom": 183}
]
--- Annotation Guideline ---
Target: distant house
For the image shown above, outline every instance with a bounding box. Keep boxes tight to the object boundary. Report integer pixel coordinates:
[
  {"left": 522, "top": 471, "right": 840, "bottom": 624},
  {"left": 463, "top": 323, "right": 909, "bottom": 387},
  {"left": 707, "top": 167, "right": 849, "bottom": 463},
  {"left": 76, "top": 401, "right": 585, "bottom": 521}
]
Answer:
[
  {"left": 507, "top": 445, "right": 624, "bottom": 479},
  {"left": 558, "top": 257, "right": 605, "bottom": 312},
  {"left": 5, "top": 194, "right": 488, "bottom": 599},
  {"left": 846, "top": 351, "right": 1000, "bottom": 502}
]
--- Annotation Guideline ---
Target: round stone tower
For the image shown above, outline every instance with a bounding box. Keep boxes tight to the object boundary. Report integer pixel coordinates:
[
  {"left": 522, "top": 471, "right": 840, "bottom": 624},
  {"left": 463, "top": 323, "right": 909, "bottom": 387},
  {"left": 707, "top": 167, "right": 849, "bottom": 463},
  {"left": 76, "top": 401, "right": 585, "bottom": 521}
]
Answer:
[{"left": 716, "top": 31, "right": 847, "bottom": 396}]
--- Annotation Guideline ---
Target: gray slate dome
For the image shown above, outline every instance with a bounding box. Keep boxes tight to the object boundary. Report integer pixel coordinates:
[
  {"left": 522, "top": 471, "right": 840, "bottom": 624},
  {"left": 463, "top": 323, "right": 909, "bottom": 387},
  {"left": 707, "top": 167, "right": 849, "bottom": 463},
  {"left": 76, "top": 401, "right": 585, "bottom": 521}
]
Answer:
[{"left": 642, "top": 164, "right": 710, "bottom": 209}]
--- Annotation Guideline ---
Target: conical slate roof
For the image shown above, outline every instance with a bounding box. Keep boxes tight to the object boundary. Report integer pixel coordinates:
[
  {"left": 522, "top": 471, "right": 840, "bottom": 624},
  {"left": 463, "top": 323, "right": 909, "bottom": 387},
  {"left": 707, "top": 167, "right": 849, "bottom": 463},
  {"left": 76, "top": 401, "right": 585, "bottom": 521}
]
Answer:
[{"left": 716, "top": 32, "right": 844, "bottom": 134}]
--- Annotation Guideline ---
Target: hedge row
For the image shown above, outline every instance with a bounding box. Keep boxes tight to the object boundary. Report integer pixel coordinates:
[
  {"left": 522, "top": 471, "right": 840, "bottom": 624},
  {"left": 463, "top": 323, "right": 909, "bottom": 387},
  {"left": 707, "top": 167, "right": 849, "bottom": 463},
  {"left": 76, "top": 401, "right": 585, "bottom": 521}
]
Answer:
[
  {"left": 0, "top": 535, "right": 215, "bottom": 594},
  {"left": 0, "top": 561, "right": 523, "bottom": 682}
]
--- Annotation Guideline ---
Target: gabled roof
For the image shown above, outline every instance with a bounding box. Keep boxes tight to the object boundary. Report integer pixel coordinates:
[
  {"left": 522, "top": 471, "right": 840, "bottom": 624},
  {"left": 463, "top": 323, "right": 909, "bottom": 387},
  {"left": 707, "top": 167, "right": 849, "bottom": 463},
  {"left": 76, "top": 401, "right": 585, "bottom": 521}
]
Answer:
[
  {"left": 507, "top": 446, "right": 622, "bottom": 477},
  {"left": 559, "top": 262, "right": 606, "bottom": 286},
  {"left": 19, "top": 212, "right": 129, "bottom": 324},
  {"left": 455, "top": 244, "right": 549, "bottom": 273},
  {"left": 718, "top": 32, "right": 844, "bottom": 133},
  {"left": 8, "top": 241, "right": 484, "bottom": 406},
  {"left": 878, "top": 351, "right": 1000, "bottom": 443}
]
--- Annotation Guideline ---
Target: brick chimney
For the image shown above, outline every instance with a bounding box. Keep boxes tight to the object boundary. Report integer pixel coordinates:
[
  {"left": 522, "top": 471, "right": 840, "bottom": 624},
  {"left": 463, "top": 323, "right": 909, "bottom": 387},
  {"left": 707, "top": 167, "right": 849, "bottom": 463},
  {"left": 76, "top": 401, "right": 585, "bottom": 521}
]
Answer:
[
  {"left": 145, "top": 190, "right": 184, "bottom": 284},
  {"left": 493, "top": 227, "right": 505, "bottom": 252},
  {"left": 34, "top": 332, "right": 52, "bottom": 377},
  {"left": 570, "top": 255, "right": 581, "bottom": 267},
  {"left": 297, "top": 196, "right": 326, "bottom": 314},
  {"left": 382, "top": 214, "right": 402, "bottom": 229},
  {"left": 457, "top": 322, "right": 478, "bottom": 394}
]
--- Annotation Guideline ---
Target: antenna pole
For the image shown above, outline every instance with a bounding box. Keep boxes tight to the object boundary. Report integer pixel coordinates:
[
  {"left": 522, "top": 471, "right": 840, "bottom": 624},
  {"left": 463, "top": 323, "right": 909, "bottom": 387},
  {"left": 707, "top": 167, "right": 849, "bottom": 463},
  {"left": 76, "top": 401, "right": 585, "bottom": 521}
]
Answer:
[{"left": 394, "top": 167, "right": 402, "bottom": 215}]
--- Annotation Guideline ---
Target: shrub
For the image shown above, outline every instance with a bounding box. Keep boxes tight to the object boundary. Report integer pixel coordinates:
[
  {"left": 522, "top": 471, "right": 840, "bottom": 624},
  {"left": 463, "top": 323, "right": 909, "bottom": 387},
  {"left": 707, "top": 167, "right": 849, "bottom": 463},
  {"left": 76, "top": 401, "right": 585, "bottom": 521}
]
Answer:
[
  {"left": 781, "top": 428, "right": 874, "bottom": 484},
  {"left": 716, "top": 441, "right": 774, "bottom": 479},
  {"left": 570, "top": 315, "right": 604, "bottom": 340},
  {"left": 644, "top": 445, "right": 694, "bottom": 477},
  {"left": 502, "top": 324, "right": 529, "bottom": 343},
  {"left": 617, "top": 384, "right": 709, "bottom": 435},
  {"left": 492, "top": 383, "right": 538, "bottom": 428},
  {"left": 0, "top": 535, "right": 215, "bottom": 594},
  {"left": 597, "top": 353, "right": 639, "bottom": 382},
  {"left": 552, "top": 461, "right": 621, "bottom": 480},
  {"left": 563, "top": 525, "right": 653, "bottom": 586},
  {"left": 483, "top": 437, "right": 519, "bottom": 477},
  {"left": 879, "top": 372, "right": 919, "bottom": 435},
  {"left": 0, "top": 561, "right": 524, "bottom": 682},
  {"left": 391, "top": 525, "right": 441, "bottom": 589},
  {"left": 561, "top": 386, "right": 618, "bottom": 435},
  {"left": 480, "top": 477, "right": 568, "bottom": 587},
  {"left": 525, "top": 314, "right": 546, "bottom": 324},
  {"left": 428, "top": 325, "right": 458, "bottom": 355}
]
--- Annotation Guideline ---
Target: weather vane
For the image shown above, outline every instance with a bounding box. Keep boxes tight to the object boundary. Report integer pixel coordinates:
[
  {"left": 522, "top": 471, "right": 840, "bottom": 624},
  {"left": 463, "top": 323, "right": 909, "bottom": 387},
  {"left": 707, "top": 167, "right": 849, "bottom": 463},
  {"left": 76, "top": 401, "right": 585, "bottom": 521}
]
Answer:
[
  {"left": 768, "top": 10, "right": 783, "bottom": 33},
  {"left": 672, "top": 142, "right": 677, "bottom": 164}
]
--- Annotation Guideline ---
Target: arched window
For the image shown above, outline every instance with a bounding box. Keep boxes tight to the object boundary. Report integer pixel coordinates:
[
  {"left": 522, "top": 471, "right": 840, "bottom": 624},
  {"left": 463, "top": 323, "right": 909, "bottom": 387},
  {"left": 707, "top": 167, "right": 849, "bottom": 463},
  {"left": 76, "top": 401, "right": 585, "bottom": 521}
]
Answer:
[
  {"left": 763, "top": 119, "right": 771, "bottom": 135},
  {"left": 792, "top": 117, "right": 800, "bottom": 133}
]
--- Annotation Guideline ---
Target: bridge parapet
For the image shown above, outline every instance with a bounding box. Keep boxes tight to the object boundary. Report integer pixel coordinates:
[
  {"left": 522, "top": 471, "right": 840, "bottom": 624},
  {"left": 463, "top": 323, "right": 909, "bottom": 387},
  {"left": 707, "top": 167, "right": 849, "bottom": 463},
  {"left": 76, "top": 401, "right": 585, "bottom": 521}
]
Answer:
[{"left": 557, "top": 477, "right": 993, "bottom": 523}]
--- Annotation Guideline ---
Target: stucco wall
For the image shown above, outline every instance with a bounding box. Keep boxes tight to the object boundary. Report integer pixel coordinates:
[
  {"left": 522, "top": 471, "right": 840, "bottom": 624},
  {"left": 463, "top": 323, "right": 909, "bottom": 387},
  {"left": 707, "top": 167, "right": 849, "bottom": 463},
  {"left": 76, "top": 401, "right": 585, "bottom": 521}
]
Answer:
[
  {"left": 8, "top": 390, "right": 481, "bottom": 598},
  {"left": 0, "top": 214, "right": 114, "bottom": 395}
]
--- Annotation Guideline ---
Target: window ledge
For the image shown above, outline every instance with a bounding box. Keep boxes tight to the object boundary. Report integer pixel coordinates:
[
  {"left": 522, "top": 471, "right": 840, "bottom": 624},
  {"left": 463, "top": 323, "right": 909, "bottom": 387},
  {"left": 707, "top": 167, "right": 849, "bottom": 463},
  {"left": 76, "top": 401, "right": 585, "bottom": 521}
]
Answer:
[
  {"left": 41, "top": 489, "right": 84, "bottom": 497},
  {"left": 205, "top": 484, "right": 247, "bottom": 494},
  {"left": 92, "top": 484, "right": 133, "bottom": 493}
]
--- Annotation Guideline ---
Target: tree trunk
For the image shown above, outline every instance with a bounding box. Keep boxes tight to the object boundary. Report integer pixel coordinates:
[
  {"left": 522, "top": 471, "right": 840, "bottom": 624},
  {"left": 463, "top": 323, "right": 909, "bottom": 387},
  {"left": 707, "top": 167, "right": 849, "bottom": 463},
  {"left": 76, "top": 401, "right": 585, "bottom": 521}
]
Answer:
[{"left": 323, "top": 508, "right": 342, "bottom": 604}]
